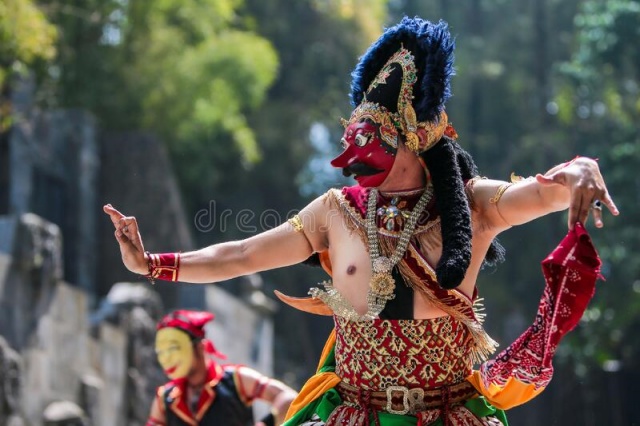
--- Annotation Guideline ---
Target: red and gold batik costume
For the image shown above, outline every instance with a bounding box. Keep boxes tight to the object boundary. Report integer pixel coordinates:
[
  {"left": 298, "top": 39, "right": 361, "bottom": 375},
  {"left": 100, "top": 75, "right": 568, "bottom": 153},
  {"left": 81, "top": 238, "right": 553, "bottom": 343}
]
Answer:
[{"left": 280, "top": 185, "right": 602, "bottom": 426}]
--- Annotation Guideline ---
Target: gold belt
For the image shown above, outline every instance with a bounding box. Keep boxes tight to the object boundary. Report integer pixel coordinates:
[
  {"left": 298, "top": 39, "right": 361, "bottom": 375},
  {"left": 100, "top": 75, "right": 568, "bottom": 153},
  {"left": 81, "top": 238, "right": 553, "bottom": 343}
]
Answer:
[{"left": 336, "top": 380, "right": 478, "bottom": 415}]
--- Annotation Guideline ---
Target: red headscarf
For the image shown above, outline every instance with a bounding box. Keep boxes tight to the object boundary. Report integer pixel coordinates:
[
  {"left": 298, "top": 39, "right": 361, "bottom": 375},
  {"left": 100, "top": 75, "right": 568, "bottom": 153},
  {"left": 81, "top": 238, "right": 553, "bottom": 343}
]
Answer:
[{"left": 157, "top": 310, "right": 227, "bottom": 359}]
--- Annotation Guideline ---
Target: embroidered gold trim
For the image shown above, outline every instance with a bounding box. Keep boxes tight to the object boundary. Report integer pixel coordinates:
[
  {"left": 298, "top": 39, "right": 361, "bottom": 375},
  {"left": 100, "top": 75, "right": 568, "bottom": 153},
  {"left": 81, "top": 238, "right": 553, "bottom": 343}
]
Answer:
[
  {"left": 309, "top": 281, "right": 367, "bottom": 322},
  {"left": 404, "top": 245, "right": 498, "bottom": 363},
  {"left": 325, "top": 189, "right": 368, "bottom": 246}
]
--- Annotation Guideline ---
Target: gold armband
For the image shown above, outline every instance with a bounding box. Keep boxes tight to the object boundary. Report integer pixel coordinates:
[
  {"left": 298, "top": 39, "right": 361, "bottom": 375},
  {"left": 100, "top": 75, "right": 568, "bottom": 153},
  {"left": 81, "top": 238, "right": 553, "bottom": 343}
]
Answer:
[
  {"left": 287, "top": 215, "right": 304, "bottom": 232},
  {"left": 489, "top": 183, "right": 513, "bottom": 204},
  {"left": 490, "top": 172, "right": 535, "bottom": 204}
]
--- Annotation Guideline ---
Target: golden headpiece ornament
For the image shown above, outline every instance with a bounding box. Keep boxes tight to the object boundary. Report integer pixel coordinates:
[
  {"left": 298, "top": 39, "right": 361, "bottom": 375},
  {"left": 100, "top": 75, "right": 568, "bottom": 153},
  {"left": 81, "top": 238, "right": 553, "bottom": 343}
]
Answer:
[{"left": 344, "top": 48, "right": 451, "bottom": 154}]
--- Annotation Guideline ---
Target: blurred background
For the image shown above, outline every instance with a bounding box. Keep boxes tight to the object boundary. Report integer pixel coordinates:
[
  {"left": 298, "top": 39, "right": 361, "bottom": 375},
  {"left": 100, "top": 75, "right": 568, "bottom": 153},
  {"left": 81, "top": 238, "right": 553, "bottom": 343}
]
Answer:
[{"left": 1, "top": 0, "right": 639, "bottom": 425}]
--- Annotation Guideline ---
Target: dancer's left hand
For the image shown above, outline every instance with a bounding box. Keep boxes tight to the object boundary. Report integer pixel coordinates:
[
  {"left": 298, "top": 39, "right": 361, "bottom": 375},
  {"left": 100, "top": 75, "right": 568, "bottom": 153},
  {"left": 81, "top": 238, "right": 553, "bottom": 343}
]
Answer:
[{"left": 536, "top": 157, "right": 619, "bottom": 229}]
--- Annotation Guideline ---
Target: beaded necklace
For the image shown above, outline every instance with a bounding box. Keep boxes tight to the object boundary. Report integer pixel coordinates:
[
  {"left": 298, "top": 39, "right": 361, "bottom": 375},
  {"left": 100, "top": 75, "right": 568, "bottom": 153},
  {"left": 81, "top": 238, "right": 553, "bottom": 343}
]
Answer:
[{"left": 365, "top": 185, "right": 433, "bottom": 317}]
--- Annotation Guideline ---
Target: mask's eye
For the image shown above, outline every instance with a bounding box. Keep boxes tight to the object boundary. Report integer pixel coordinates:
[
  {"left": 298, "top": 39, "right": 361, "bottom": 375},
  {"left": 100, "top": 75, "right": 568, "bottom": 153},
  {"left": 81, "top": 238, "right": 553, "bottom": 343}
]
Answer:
[
  {"left": 340, "top": 138, "right": 348, "bottom": 150},
  {"left": 354, "top": 133, "right": 370, "bottom": 147}
]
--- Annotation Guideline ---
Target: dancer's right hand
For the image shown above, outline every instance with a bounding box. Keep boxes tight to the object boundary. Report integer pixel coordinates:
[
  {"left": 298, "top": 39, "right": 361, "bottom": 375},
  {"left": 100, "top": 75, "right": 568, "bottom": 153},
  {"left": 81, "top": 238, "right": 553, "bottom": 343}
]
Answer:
[{"left": 103, "top": 204, "right": 148, "bottom": 275}]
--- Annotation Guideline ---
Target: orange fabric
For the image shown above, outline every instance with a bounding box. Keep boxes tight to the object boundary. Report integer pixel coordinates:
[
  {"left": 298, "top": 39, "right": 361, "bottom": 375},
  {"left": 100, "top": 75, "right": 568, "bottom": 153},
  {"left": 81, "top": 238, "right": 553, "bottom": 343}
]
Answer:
[
  {"left": 283, "top": 372, "right": 341, "bottom": 421},
  {"left": 319, "top": 250, "right": 332, "bottom": 276},
  {"left": 284, "top": 331, "right": 339, "bottom": 421},
  {"left": 466, "top": 371, "right": 545, "bottom": 410},
  {"left": 316, "top": 329, "right": 336, "bottom": 370}
]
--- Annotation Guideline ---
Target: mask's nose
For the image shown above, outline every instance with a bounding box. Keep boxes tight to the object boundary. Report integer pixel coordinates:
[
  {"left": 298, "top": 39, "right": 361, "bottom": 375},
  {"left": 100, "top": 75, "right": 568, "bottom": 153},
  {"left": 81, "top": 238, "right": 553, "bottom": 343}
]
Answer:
[{"left": 330, "top": 144, "right": 356, "bottom": 168}]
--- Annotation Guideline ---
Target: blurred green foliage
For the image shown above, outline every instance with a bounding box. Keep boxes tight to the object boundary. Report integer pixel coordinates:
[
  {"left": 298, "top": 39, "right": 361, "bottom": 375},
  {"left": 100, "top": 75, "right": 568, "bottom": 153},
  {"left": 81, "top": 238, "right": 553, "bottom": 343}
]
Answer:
[
  {"left": 0, "top": 0, "right": 57, "bottom": 129},
  {"left": 555, "top": 0, "right": 640, "bottom": 374}
]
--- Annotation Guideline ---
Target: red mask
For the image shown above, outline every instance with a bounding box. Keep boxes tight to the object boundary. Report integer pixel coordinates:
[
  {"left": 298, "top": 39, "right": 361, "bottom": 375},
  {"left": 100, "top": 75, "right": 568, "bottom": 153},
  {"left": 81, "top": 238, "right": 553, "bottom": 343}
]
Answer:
[{"left": 331, "top": 120, "right": 397, "bottom": 188}]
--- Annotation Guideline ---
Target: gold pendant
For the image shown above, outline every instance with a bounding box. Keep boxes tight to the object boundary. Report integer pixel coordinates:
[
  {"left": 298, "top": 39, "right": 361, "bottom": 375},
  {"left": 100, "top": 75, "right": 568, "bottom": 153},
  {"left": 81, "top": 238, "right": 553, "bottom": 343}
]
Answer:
[
  {"left": 372, "top": 256, "right": 393, "bottom": 273},
  {"left": 370, "top": 272, "right": 396, "bottom": 297}
]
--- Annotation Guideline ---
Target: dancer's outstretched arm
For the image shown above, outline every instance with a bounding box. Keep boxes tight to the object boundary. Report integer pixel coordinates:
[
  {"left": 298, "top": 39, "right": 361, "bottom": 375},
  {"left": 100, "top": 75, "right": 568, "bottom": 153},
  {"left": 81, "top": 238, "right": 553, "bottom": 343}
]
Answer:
[{"left": 103, "top": 194, "right": 331, "bottom": 284}]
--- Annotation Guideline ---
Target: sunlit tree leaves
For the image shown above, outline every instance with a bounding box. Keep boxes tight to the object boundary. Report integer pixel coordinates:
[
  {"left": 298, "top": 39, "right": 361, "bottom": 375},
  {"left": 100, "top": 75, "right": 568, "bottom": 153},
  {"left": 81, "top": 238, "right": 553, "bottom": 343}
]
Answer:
[{"left": 0, "top": 0, "right": 56, "bottom": 129}]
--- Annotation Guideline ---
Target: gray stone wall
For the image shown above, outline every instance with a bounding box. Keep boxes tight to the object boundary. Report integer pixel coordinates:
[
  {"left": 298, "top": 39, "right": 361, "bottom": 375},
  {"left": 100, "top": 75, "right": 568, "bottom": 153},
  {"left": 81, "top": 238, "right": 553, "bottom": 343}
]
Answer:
[
  {"left": 0, "top": 213, "right": 62, "bottom": 351},
  {"left": 0, "top": 79, "right": 277, "bottom": 425},
  {"left": 7, "top": 105, "right": 99, "bottom": 301},
  {"left": 98, "top": 131, "right": 204, "bottom": 311},
  {"left": 0, "top": 214, "right": 276, "bottom": 425}
]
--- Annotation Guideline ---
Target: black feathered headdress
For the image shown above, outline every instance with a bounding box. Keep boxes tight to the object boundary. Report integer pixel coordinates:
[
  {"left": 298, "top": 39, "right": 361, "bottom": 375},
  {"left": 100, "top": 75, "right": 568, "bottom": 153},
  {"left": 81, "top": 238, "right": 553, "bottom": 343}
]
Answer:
[
  {"left": 351, "top": 18, "right": 454, "bottom": 122},
  {"left": 348, "top": 17, "right": 477, "bottom": 290}
]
